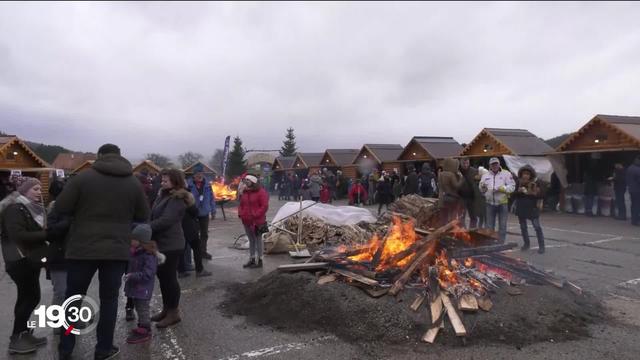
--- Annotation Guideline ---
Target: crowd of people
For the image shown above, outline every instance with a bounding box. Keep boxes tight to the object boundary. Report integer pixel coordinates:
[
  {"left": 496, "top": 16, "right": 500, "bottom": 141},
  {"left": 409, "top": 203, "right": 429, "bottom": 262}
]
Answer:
[{"left": 0, "top": 144, "right": 221, "bottom": 359}]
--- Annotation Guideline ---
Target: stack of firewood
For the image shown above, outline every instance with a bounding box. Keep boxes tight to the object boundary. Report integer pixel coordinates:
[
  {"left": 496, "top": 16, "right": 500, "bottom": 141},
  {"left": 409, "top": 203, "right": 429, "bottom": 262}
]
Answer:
[{"left": 386, "top": 194, "right": 440, "bottom": 229}]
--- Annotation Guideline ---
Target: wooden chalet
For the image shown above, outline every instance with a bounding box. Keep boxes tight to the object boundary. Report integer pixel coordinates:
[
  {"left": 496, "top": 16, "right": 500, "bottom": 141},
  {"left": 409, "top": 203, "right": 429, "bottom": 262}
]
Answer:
[
  {"left": 271, "top": 156, "right": 296, "bottom": 183},
  {"left": 133, "top": 160, "right": 162, "bottom": 177},
  {"left": 0, "top": 136, "right": 54, "bottom": 201},
  {"left": 553, "top": 114, "right": 640, "bottom": 186},
  {"left": 52, "top": 152, "right": 97, "bottom": 173},
  {"left": 398, "top": 136, "right": 463, "bottom": 172},
  {"left": 71, "top": 160, "right": 95, "bottom": 174},
  {"left": 183, "top": 161, "right": 216, "bottom": 178},
  {"left": 460, "top": 128, "right": 553, "bottom": 166},
  {"left": 352, "top": 144, "right": 403, "bottom": 176},
  {"left": 292, "top": 153, "right": 324, "bottom": 177},
  {"left": 319, "top": 149, "right": 360, "bottom": 179}
]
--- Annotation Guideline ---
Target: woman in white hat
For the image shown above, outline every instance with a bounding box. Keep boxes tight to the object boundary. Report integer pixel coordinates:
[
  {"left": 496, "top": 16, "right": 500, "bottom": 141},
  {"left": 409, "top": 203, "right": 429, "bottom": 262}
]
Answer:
[{"left": 238, "top": 175, "right": 269, "bottom": 268}]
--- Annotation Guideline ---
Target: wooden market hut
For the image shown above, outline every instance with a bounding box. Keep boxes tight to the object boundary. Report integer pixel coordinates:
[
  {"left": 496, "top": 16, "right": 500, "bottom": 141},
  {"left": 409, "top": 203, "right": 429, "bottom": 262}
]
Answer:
[
  {"left": 271, "top": 156, "right": 296, "bottom": 184},
  {"left": 398, "top": 136, "right": 463, "bottom": 172},
  {"left": 291, "top": 153, "right": 324, "bottom": 177},
  {"left": 352, "top": 144, "right": 403, "bottom": 176},
  {"left": 133, "top": 160, "right": 162, "bottom": 177},
  {"left": 71, "top": 160, "right": 95, "bottom": 175},
  {"left": 319, "top": 149, "right": 360, "bottom": 179},
  {"left": 183, "top": 161, "right": 217, "bottom": 178},
  {"left": 459, "top": 128, "right": 553, "bottom": 166},
  {"left": 0, "top": 135, "right": 54, "bottom": 201},
  {"left": 553, "top": 114, "right": 640, "bottom": 190},
  {"left": 52, "top": 152, "right": 97, "bottom": 174}
]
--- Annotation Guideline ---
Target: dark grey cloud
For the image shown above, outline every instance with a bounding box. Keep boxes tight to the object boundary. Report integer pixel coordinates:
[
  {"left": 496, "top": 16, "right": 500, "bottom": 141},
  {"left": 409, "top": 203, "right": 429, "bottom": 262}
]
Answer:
[{"left": 0, "top": 2, "right": 639, "bottom": 160}]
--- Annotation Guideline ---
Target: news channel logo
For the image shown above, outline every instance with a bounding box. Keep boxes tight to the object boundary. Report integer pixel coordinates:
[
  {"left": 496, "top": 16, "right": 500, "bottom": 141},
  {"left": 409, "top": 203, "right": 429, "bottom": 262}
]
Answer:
[{"left": 28, "top": 295, "right": 99, "bottom": 335}]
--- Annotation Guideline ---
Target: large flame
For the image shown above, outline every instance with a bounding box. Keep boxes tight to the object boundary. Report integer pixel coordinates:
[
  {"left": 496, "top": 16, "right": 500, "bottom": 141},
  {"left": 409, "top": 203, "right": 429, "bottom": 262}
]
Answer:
[
  {"left": 211, "top": 178, "right": 238, "bottom": 201},
  {"left": 348, "top": 217, "right": 418, "bottom": 271},
  {"left": 450, "top": 223, "right": 474, "bottom": 245}
]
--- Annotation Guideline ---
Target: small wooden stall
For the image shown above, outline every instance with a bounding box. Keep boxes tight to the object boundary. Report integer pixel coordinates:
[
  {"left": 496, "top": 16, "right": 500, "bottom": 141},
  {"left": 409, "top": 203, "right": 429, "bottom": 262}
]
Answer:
[
  {"left": 52, "top": 152, "right": 97, "bottom": 174},
  {"left": 292, "top": 153, "right": 324, "bottom": 178},
  {"left": 71, "top": 160, "right": 95, "bottom": 175},
  {"left": 183, "top": 161, "right": 217, "bottom": 179},
  {"left": 459, "top": 128, "right": 553, "bottom": 166},
  {"left": 272, "top": 156, "right": 295, "bottom": 181},
  {"left": 553, "top": 114, "right": 640, "bottom": 214},
  {"left": 319, "top": 149, "right": 360, "bottom": 179},
  {"left": 398, "top": 136, "right": 463, "bottom": 172},
  {"left": 0, "top": 136, "right": 54, "bottom": 202},
  {"left": 352, "top": 144, "right": 403, "bottom": 177},
  {"left": 133, "top": 160, "right": 162, "bottom": 177}
]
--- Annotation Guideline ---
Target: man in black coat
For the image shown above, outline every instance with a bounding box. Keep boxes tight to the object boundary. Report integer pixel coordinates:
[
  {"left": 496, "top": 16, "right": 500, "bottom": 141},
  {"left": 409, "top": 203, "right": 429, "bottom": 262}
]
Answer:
[
  {"left": 403, "top": 166, "right": 419, "bottom": 196},
  {"left": 56, "top": 144, "right": 150, "bottom": 360},
  {"left": 611, "top": 163, "right": 627, "bottom": 220}
]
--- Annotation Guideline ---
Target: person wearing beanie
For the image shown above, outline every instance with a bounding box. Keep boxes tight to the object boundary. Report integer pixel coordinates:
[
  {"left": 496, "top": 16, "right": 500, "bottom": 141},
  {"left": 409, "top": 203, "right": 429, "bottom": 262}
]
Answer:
[
  {"left": 123, "top": 224, "right": 158, "bottom": 344},
  {"left": 0, "top": 177, "right": 48, "bottom": 354},
  {"left": 238, "top": 175, "right": 269, "bottom": 268},
  {"left": 56, "top": 143, "right": 150, "bottom": 360}
]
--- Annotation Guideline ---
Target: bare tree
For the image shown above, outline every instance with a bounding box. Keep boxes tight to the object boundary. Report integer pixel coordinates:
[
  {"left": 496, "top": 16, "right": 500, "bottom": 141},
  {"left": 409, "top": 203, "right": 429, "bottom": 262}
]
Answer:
[
  {"left": 178, "top": 151, "right": 204, "bottom": 169},
  {"left": 145, "top": 153, "right": 173, "bottom": 168}
]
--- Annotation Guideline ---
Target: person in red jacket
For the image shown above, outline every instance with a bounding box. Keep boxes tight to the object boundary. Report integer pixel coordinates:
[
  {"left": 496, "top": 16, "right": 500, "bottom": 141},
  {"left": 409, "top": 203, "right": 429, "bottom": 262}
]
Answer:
[
  {"left": 348, "top": 179, "right": 368, "bottom": 207},
  {"left": 319, "top": 181, "right": 331, "bottom": 204},
  {"left": 238, "top": 175, "right": 269, "bottom": 268}
]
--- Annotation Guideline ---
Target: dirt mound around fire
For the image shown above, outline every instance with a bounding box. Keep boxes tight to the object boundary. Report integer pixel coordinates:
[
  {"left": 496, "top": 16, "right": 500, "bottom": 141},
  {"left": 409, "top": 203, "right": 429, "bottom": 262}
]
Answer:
[{"left": 221, "top": 271, "right": 606, "bottom": 347}]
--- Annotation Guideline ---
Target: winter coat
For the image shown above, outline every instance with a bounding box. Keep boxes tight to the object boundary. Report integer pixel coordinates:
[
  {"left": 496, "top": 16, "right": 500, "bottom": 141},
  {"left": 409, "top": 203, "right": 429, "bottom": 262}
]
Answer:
[
  {"left": 309, "top": 175, "right": 322, "bottom": 197},
  {"left": 151, "top": 189, "right": 192, "bottom": 252},
  {"left": 55, "top": 154, "right": 150, "bottom": 261},
  {"left": 189, "top": 179, "right": 216, "bottom": 217},
  {"left": 627, "top": 162, "right": 640, "bottom": 194},
  {"left": 419, "top": 164, "right": 437, "bottom": 197},
  {"left": 376, "top": 180, "right": 393, "bottom": 204},
  {"left": 438, "top": 158, "right": 465, "bottom": 207},
  {"left": 403, "top": 172, "right": 419, "bottom": 196},
  {"left": 320, "top": 186, "right": 331, "bottom": 203},
  {"left": 182, "top": 204, "right": 200, "bottom": 245},
  {"left": 480, "top": 167, "right": 516, "bottom": 206},
  {"left": 301, "top": 187, "right": 312, "bottom": 201},
  {"left": 1, "top": 200, "right": 47, "bottom": 269},
  {"left": 349, "top": 184, "right": 368, "bottom": 205},
  {"left": 45, "top": 201, "right": 71, "bottom": 271},
  {"left": 613, "top": 168, "right": 627, "bottom": 193},
  {"left": 238, "top": 186, "right": 269, "bottom": 229},
  {"left": 124, "top": 247, "right": 157, "bottom": 300},
  {"left": 513, "top": 165, "right": 543, "bottom": 219}
]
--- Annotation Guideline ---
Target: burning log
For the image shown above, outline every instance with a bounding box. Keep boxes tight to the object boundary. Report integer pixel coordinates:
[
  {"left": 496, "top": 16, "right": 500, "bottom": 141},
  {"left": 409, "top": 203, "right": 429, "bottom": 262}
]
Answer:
[
  {"left": 450, "top": 243, "right": 518, "bottom": 259},
  {"left": 388, "top": 220, "right": 458, "bottom": 296}
]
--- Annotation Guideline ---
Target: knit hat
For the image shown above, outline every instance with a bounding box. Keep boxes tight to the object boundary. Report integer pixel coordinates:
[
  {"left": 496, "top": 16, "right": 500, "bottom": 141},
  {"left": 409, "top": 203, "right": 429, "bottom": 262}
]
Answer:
[
  {"left": 131, "top": 224, "right": 152, "bottom": 244},
  {"left": 15, "top": 177, "right": 41, "bottom": 196},
  {"left": 245, "top": 175, "right": 258, "bottom": 184}
]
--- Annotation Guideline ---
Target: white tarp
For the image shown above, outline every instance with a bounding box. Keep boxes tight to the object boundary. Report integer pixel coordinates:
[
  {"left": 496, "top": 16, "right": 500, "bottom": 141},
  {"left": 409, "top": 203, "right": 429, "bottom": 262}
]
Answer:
[
  {"left": 271, "top": 201, "right": 377, "bottom": 226},
  {"left": 503, "top": 155, "right": 557, "bottom": 184}
]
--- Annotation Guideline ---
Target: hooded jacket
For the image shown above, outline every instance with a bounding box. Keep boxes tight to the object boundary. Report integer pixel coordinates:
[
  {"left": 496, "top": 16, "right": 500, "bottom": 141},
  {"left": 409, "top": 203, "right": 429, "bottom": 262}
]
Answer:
[
  {"left": 55, "top": 154, "right": 150, "bottom": 261},
  {"left": 438, "top": 158, "right": 465, "bottom": 207},
  {"left": 0, "top": 193, "right": 47, "bottom": 268},
  {"left": 513, "top": 165, "right": 543, "bottom": 218},
  {"left": 238, "top": 185, "right": 269, "bottom": 229},
  {"left": 124, "top": 246, "right": 157, "bottom": 300},
  {"left": 480, "top": 164, "right": 516, "bottom": 206},
  {"left": 151, "top": 188, "right": 193, "bottom": 252}
]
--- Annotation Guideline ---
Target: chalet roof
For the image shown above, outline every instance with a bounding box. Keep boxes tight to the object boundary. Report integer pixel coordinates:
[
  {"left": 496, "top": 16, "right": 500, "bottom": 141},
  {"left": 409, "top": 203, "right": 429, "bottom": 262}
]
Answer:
[
  {"left": 183, "top": 161, "right": 216, "bottom": 174},
  {"left": 361, "top": 144, "right": 403, "bottom": 163},
  {"left": 463, "top": 128, "right": 553, "bottom": 156},
  {"left": 410, "top": 137, "right": 463, "bottom": 159},
  {"left": 133, "top": 160, "right": 161, "bottom": 173},
  {"left": 555, "top": 114, "right": 640, "bottom": 152},
  {"left": 295, "top": 153, "right": 325, "bottom": 168},
  {"left": 52, "top": 152, "right": 97, "bottom": 170},
  {"left": 324, "top": 149, "right": 359, "bottom": 166},
  {"left": 274, "top": 156, "right": 296, "bottom": 170},
  {"left": 0, "top": 136, "right": 50, "bottom": 167}
]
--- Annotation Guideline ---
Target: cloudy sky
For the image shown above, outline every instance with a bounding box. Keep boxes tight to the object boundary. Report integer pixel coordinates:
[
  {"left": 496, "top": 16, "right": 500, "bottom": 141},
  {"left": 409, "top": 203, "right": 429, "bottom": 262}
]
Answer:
[{"left": 1, "top": 2, "right": 639, "bottom": 160}]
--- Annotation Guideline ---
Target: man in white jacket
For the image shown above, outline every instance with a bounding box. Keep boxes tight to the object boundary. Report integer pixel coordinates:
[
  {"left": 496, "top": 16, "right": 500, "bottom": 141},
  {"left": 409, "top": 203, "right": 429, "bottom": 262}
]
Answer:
[{"left": 479, "top": 157, "right": 516, "bottom": 241}]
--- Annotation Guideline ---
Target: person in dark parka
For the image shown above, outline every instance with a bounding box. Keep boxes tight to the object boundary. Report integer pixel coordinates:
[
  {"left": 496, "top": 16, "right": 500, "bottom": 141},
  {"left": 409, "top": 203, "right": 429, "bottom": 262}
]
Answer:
[
  {"left": 56, "top": 144, "right": 150, "bottom": 360},
  {"left": 513, "top": 165, "right": 545, "bottom": 253}
]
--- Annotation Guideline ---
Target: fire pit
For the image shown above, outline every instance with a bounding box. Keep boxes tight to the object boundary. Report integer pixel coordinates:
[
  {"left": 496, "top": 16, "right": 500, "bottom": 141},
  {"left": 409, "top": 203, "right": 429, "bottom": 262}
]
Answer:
[{"left": 212, "top": 180, "right": 238, "bottom": 221}]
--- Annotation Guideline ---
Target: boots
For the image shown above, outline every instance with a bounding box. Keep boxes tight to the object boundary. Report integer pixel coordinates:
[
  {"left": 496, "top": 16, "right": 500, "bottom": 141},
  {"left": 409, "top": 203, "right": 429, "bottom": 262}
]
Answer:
[
  {"left": 251, "top": 259, "right": 263, "bottom": 268},
  {"left": 521, "top": 243, "right": 530, "bottom": 251},
  {"left": 127, "top": 326, "right": 151, "bottom": 344},
  {"left": 156, "top": 308, "right": 181, "bottom": 329},
  {"left": 243, "top": 258, "right": 255, "bottom": 268},
  {"left": 196, "top": 269, "right": 212, "bottom": 277},
  {"left": 202, "top": 239, "right": 212, "bottom": 260},
  {"left": 26, "top": 329, "right": 47, "bottom": 346},
  {"left": 151, "top": 308, "right": 167, "bottom": 322},
  {"left": 8, "top": 331, "right": 38, "bottom": 354}
]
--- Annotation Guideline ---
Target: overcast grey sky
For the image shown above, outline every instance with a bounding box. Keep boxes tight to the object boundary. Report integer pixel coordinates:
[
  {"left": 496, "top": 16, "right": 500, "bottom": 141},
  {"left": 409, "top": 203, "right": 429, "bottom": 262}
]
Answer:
[{"left": 1, "top": 2, "right": 639, "bottom": 159}]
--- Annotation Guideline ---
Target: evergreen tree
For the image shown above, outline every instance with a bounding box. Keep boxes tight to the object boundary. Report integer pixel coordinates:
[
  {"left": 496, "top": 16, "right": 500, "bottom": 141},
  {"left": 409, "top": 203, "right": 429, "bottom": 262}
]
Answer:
[
  {"left": 228, "top": 136, "right": 247, "bottom": 178},
  {"left": 279, "top": 127, "right": 297, "bottom": 157}
]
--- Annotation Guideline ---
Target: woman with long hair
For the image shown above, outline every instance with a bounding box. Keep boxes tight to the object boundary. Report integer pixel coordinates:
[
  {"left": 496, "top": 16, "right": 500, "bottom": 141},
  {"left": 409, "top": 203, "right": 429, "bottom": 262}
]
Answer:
[
  {"left": 149, "top": 169, "right": 192, "bottom": 328},
  {"left": 0, "top": 177, "right": 48, "bottom": 354}
]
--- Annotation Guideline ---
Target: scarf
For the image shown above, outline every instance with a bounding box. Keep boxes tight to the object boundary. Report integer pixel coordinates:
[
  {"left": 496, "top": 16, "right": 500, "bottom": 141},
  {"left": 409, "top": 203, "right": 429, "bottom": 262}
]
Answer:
[{"left": 16, "top": 195, "right": 46, "bottom": 229}]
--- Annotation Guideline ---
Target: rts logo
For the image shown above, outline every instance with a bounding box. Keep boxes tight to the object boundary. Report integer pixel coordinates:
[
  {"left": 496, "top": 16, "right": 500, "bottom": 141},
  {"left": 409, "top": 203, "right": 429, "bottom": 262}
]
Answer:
[{"left": 28, "top": 295, "right": 99, "bottom": 335}]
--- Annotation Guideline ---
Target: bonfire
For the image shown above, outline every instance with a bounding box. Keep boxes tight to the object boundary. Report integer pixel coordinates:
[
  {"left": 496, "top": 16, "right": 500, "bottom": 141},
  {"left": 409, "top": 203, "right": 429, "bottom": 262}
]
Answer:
[{"left": 211, "top": 178, "right": 239, "bottom": 202}]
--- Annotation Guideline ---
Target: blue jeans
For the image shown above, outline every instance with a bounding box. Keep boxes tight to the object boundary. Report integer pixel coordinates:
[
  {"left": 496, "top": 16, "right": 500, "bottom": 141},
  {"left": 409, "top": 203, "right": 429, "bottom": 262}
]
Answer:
[
  {"left": 518, "top": 216, "right": 545, "bottom": 248},
  {"left": 486, "top": 204, "right": 508, "bottom": 242},
  {"left": 59, "top": 260, "right": 127, "bottom": 355}
]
